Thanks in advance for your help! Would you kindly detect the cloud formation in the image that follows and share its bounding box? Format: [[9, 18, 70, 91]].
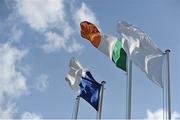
[[145, 109, 180, 120], [0, 43, 28, 118], [10, 26, 23, 42], [15, 0, 65, 32], [14, 0, 98, 53], [36, 74, 49, 92], [74, 2, 99, 26], [0, 103, 16, 119], [21, 112, 42, 120], [0, 43, 44, 119], [0, 43, 28, 104]]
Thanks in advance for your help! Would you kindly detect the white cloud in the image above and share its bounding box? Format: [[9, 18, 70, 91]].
[[0, 103, 16, 119], [145, 108, 180, 120], [14, 0, 94, 53], [36, 74, 49, 92], [42, 31, 66, 53], [42, 31, 83, 53], [0, 12, 24, 43], [15, 0, 74, 39], [0, 43, 28, 104], [66, 40, 83, 53], [15, 0, 65, 32], [0, 104, 43, 120], [21, 112, 42, 120], [74, 2, 99, 26], [10, 26, 23, 42], [18, 64, 32, 77]]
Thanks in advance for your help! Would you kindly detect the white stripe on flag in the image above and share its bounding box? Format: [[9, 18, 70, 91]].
[[98, 34, 117, 59]]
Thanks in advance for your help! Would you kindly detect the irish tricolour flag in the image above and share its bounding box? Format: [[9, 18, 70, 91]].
[[80, 21, 127, 71]]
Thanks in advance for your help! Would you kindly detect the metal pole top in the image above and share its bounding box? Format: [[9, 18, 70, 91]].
[[101, 81, 106, 85], [76, 95, 80, 99], [165, 49, 171, 53]]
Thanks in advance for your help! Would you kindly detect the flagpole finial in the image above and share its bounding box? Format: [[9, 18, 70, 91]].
[[101, 81, 106, 85], [165, 49, 171, 53]]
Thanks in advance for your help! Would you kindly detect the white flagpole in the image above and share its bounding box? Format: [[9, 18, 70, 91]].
[[97, 81, 106, 119], [165, 49, 171, 119], [127, 59, 132, 119], [73, 95, 80, 120]]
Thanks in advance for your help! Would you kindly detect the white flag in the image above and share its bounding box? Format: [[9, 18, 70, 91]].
[[65, 57, 85, 91], [117, 21, 164, 87]]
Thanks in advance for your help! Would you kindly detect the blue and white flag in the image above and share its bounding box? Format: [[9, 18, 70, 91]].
[[65, 58, 101, 111]]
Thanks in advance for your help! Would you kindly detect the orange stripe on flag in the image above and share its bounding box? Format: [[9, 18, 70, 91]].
[[80, 21, 101, 48]]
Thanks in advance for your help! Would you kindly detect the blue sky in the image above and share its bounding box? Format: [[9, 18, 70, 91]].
[[0, 0, 180, 119]]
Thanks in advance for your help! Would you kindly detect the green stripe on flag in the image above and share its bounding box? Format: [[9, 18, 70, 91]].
[[112, 39, 127, 71]]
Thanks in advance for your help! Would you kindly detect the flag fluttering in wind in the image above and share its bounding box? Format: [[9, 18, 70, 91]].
[[65, 57, 101, 110], [80, 21, 127, 71], [79, 71, 101, 111], [117, 21, 164, 87], [65, 57, 85, 91]]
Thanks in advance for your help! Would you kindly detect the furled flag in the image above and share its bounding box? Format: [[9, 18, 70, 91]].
[[65, 57, 101, 110], [117, 21, 164, 87], [80, 21, 127, 71]]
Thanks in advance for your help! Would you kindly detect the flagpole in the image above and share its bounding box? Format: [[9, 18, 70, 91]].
[[73, 95, 80, 120], [127, 59, 132, 120], [165, 49, 171, 119], [97, 81, 106, 119]]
